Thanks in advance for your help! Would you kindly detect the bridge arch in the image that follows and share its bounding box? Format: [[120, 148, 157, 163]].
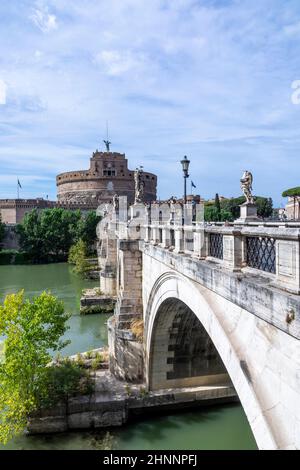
[[144, 271, 277, 450]]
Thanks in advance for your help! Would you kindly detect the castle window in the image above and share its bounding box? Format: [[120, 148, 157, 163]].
[[103, 169, 116, 177]]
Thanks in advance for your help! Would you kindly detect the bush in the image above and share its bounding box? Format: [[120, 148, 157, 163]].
[[80, 304, 114, 315], [91, 352, 103, 371], [0, 250, 15, 265], [0, 250, 39, 265], [36, 360, 94, 409]]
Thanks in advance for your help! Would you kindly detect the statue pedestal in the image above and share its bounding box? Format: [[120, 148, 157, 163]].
[[235, 203, 259, 224]]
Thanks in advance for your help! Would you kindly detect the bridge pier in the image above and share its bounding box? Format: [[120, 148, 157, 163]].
[[108, 239, 144, 383]]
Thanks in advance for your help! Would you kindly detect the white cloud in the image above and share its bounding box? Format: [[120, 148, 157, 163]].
[[0, 79, 7, 105], [30, 4, 58, 33], [283, 21, 300, 37], [95, 50, 144, 76], [34, 50, 43, 60]]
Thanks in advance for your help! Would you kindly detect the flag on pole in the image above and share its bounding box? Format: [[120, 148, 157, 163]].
[[191, 181, 196, 189], [17, 179, 22, 189]]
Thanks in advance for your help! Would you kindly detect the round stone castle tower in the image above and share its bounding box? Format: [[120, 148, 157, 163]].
[[56, 148, 157, 207]]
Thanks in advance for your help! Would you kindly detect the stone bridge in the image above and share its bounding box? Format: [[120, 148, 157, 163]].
[[97, 200, 300, 450]]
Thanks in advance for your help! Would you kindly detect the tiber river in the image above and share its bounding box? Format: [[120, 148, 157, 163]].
[[0, 263, 257, 450]]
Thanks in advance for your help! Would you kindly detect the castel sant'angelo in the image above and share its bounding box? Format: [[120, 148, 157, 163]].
[[56, 142, 157, 208]]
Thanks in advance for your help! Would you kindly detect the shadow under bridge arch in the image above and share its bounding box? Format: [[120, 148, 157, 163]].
[[148, 297, 232, 391]]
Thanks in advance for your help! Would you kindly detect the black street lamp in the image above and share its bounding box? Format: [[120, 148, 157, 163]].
[[180, 155, 190, 204]]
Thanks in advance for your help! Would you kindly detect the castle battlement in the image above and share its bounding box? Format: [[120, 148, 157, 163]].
[[0, 198, 56, 224]]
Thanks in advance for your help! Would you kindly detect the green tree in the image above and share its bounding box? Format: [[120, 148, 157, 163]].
[[0, 214, 5, 245], [215, 193, 221, 219], [204, 195, 272, 222], [204, 206, 220, 222], [0, 291, 70, 444], [220, 196, 273, 219], [68, 239, 89, 275], [41, 208, 81, 257], [17, 208, 81, 262], [76, 211, 101, 252], [282, 187, 300, 220], [17, 209, 44, 261], [219, 208, 233, 222]]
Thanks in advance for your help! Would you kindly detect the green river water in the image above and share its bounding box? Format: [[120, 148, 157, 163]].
[[0, 263, 257, 450]]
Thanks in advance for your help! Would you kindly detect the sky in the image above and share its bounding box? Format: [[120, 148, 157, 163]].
[[1, 0, 300, 206]]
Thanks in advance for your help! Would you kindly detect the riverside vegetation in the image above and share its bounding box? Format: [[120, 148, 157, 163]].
[[0, 208, 100, 265], [68, 239, 99, 278], [0, 290, 94, 444]]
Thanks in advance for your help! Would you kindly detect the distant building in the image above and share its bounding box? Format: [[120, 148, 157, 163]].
[[0, 198, 55, 224], [206, 195, 227, 204], [0, 198, 104, 225], [285, 196, 300, 220], [56, 148, 157, 207]]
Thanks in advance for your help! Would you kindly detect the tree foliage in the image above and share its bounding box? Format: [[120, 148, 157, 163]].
[[282, 187, 300, 198], [215, 193, 221, 215], [0, 215, 5, 244], [204, 205, 233, 222], [204, 196, 273, 222], [0, 291, 70, 444], [17, 208, 100, 262], [68, 239, 89, 275], [76, 211, 101, 250]]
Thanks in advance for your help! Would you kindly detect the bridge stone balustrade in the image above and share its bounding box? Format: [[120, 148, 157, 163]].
[[144, 221, 300, 295]]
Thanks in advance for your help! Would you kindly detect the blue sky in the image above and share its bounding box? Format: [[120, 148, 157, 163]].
[[1, 0, 300, 206]]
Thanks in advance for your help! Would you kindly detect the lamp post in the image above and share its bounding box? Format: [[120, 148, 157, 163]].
[[180, 155, 190, 204]]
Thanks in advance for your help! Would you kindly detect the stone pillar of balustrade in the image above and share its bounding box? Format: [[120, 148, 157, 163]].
[[174, 227, 185, 253], [193, 226, 208, 259], [144, 224, 151, 242], [184, 227, 194, 253], [275, 237, 300, 294], [222, 230, 243, 271], [150, 225, 159, 245], [162, 226, 171, 248]]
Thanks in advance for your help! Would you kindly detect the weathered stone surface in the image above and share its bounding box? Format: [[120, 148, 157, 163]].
[[30, 402, 66, 418], [28, 416, 68, 434], [68, 412, 94, 429], [94, 411, 125, 427], [108, 322, 144, 382]]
